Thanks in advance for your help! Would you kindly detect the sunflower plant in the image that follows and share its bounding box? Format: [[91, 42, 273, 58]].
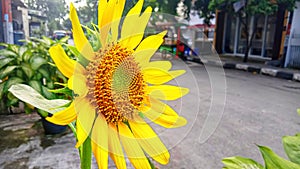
[[9, 0, 189, 168]]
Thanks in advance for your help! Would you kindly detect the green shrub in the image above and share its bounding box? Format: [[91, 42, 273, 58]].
[[0, 36, 73, 116]]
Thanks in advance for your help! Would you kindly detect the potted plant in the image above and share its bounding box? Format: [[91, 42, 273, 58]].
[[0, 36, 73, 134]]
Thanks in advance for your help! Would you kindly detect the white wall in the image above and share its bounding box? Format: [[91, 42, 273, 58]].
[[291, 2, 300, 34]]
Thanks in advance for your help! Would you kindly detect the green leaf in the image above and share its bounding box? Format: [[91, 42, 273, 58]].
[[21, 64, 34, 79], [283, 134, 300, 165], [258, 145, 300, 169], [38, 68, 50, 80], [222, 156, 264, 169], [0, 49, 17, 57], [28, 80, 42, 93], [0, 43, 9, 48], [19, 46, 27, 58], [3, 77, 24, 93], [30, 56, 48, 70], [37, 109, 49, 117], [7, 44, 20, 54], [42, 36, 53, 46], [0, 81, 6, 99], [7, 92, 18, 106], [8, 84, 70, 114], [41, 86, 57, 99], [58, 36, 69, 43], [22, 50, 33, 62], [0, 66, 18, 79], [16, 69, 24, 78], [24, 103, 33, 114], [0, 58, 15, 70]]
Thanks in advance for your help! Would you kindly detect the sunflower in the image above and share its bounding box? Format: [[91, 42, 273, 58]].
[[46, 0, 189, 168]]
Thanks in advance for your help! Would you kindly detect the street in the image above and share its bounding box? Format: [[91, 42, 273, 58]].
[[1, 57, 300, 168], [158, 59, 300, 168]]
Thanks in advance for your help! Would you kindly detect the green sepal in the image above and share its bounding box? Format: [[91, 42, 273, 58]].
[[80, 137, 92, 169]]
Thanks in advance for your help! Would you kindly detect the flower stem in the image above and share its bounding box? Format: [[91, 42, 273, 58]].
[[80, 137, 92, 169]]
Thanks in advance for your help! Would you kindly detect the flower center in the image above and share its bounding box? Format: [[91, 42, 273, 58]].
[[86, 44, 146, 124]]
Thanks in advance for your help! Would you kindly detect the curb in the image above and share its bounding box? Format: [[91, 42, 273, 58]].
[[192, 58, 300, 82]]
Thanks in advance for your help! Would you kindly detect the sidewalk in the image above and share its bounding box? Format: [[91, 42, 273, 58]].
[[188, 54, 300, 82]]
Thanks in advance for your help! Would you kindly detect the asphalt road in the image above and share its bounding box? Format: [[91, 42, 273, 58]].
[[157, 59, 300, 168], [1, 57, 300, 169]]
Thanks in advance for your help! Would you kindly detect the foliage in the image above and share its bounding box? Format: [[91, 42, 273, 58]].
[[0, 36, 72, 116], [194, 0, 215, 26], [74, 0, 98, 24], [222, 110, 300, 169], [24, 0, 68, 33]]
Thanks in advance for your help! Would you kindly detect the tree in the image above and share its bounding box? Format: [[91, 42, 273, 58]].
[[194, 0, 215, 26], [209, 0, 298, 62], [74, 0, 98, 24], [24, 0, 68, 34]]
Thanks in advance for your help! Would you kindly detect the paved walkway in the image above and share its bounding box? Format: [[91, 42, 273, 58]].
[[188, 54, 300, 82]]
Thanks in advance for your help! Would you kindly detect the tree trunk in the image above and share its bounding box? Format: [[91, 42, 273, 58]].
[[243, 13, 249, 63], [272, 4, 286, 60], [243, 39, 249, 62]]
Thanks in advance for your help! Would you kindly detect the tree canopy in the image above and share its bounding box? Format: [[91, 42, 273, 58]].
[[24, 0, 68, 33]]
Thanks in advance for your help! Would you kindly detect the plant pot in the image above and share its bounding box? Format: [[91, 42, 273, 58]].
[[41, 118, 67, 135]]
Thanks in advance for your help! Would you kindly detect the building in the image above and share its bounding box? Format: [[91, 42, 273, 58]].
[[285, 2, 300, 68], [0, 0, 48, 45], [213, 5, 289, 61], [11, 0, 29, 44], [1, 0, 14, 44]]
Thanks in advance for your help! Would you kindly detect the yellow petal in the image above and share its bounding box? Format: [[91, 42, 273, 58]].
[[111, 0, 125, 42], [98, 0, 108, 29], [49, 44, 75, 78], [147, 85, 189, 100], [119, 123, 151, 169], [75, 98, 96, 148], [45, 102, 76, 125], [108, 124, 126, 169], [133, 31, 167, 67], [142, 61, 172, 71], [120, 1, 152, 50], [99, 0, 116, 45], [70, 3, 94, 60], [142, 68, 186, 85], [142, 106, 187, 128], [147, 96, 178, 116], [67, 76, 74, 89], [91, 115, 108, 169], [72, 73, 88, 97], [68, 62, 87, 90], [129, 118, 170, 164]]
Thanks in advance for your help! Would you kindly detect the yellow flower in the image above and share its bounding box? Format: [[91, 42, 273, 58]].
[[47, 0, 189, 168]]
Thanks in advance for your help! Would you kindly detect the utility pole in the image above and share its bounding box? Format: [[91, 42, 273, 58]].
[[1, 0, 14, 44], [0, 0, 4, 44]]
